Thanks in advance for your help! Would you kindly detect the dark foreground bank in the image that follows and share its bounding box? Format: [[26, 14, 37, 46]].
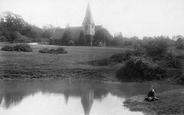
[[124, 89, 184, 115]]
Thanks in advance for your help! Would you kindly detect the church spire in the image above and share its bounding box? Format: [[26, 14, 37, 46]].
[[82, 3, 95, 46], [82, 3, 95, 25]]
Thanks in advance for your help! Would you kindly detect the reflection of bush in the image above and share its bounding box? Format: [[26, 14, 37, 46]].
[[1, 44, 32, 52], [39, 47, 68, 54]]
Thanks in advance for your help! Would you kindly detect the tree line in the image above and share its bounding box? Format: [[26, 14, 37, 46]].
[[0, 11, 184, 49], [0, 11, 53, 43]]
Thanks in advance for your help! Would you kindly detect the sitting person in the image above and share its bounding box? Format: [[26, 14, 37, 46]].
[[145, 85, 158, 101]]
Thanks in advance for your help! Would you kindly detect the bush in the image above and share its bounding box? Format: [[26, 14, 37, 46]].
[[116, 56, 166, 81], [1, 44, 32, 52], [110, 53, 124, 62], [39, 47, 67, 54], [110, 49, 144, 62], [1, 45, 14, 51], [0, 36, 7, 42], [176, 55, 184, 59], [155, 53, 182, 69], [14, 44, 32, 52]]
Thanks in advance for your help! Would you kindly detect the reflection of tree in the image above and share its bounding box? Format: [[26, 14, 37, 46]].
[[94, 89, 108, 101], [81, 89, 94, 115], [63, 90, 70, 105], [0, 92, 26, 108]]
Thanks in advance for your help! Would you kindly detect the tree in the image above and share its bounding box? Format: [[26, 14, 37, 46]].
[[78, 31, 86, 46], [0, 11, 25, 32], [143, 36, 169, 57], [175, 35, 184, 49], [0, 11, 26, 42], [112, 32, 123, 46], [42, 24, 54, 38], [61, 27, 73, 46], [93, 28, 113, 46]]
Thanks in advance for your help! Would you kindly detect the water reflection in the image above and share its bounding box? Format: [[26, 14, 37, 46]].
[[0, 80, 183, 115], [81, 89, 94, 115]]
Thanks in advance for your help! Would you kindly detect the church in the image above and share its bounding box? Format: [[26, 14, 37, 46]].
[[49, 3, 102, 46]]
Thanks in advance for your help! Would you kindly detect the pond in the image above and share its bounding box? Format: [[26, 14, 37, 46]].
[[0, 79, 183, 115]]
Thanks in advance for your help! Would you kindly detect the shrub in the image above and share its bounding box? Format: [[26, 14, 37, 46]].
[[155, 53, 182, 69], [0, 36, 7, 42], [1, 44, 32, 52], [13, 44, 32, 52], [116, 56, 166, 81], [1, 45, 14, 51], [39, 47, 67, 54], [176, 55, 184, 59], [110, 53, 124, 62], [39, 48, 50, 53], [110, 49, 144, 62]]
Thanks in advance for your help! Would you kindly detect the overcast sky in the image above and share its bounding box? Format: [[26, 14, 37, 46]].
[[0, 0, 184, 38]]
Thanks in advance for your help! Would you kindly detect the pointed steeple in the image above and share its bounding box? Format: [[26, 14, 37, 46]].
[[82, 3, 95, 25]]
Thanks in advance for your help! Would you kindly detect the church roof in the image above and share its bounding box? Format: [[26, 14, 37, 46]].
[[51, 25, 102, 40], [70, 26, 82, 39], [51, 28, 65, 40], [82, 3, 95, 25], [51, 27, 82, 40]]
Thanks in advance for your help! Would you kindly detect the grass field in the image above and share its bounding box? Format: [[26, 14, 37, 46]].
[[0, 42, 184, 81], [0, 42, 127, 81]]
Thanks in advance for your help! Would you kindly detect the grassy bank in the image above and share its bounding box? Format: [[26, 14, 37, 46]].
[[124, 89, 184, 115], [0, 43, 125, 81]]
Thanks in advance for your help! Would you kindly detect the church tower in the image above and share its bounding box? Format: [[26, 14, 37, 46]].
[[82, 3, 95, 46]]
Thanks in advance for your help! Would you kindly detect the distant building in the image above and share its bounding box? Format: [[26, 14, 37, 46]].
[[50, 3, 102, 46]]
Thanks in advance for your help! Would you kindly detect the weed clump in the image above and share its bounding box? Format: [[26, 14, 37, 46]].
[[39, 47, 68, 54]]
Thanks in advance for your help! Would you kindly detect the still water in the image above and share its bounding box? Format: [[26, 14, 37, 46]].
[[0, 79, 183, 115]]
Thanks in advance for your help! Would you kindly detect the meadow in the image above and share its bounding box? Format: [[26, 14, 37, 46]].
[[0, 43, 126, 81], [0, 42, 184, 82]]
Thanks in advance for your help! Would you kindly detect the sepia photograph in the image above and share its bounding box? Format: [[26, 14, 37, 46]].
[[0, 0, 184, 115]]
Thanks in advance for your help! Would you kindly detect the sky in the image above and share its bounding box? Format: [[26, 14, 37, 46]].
[[0, 0, 184, 38]]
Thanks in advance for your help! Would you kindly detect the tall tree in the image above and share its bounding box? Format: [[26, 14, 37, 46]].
[[42, 24, 54, 38], [175, 35, 184, 49], [78, 31, 86, 46], [61, 27, 73, 45], [93, 28, 112, 46], [0, 11, 25, 42], [0, 11, 25, 32]]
